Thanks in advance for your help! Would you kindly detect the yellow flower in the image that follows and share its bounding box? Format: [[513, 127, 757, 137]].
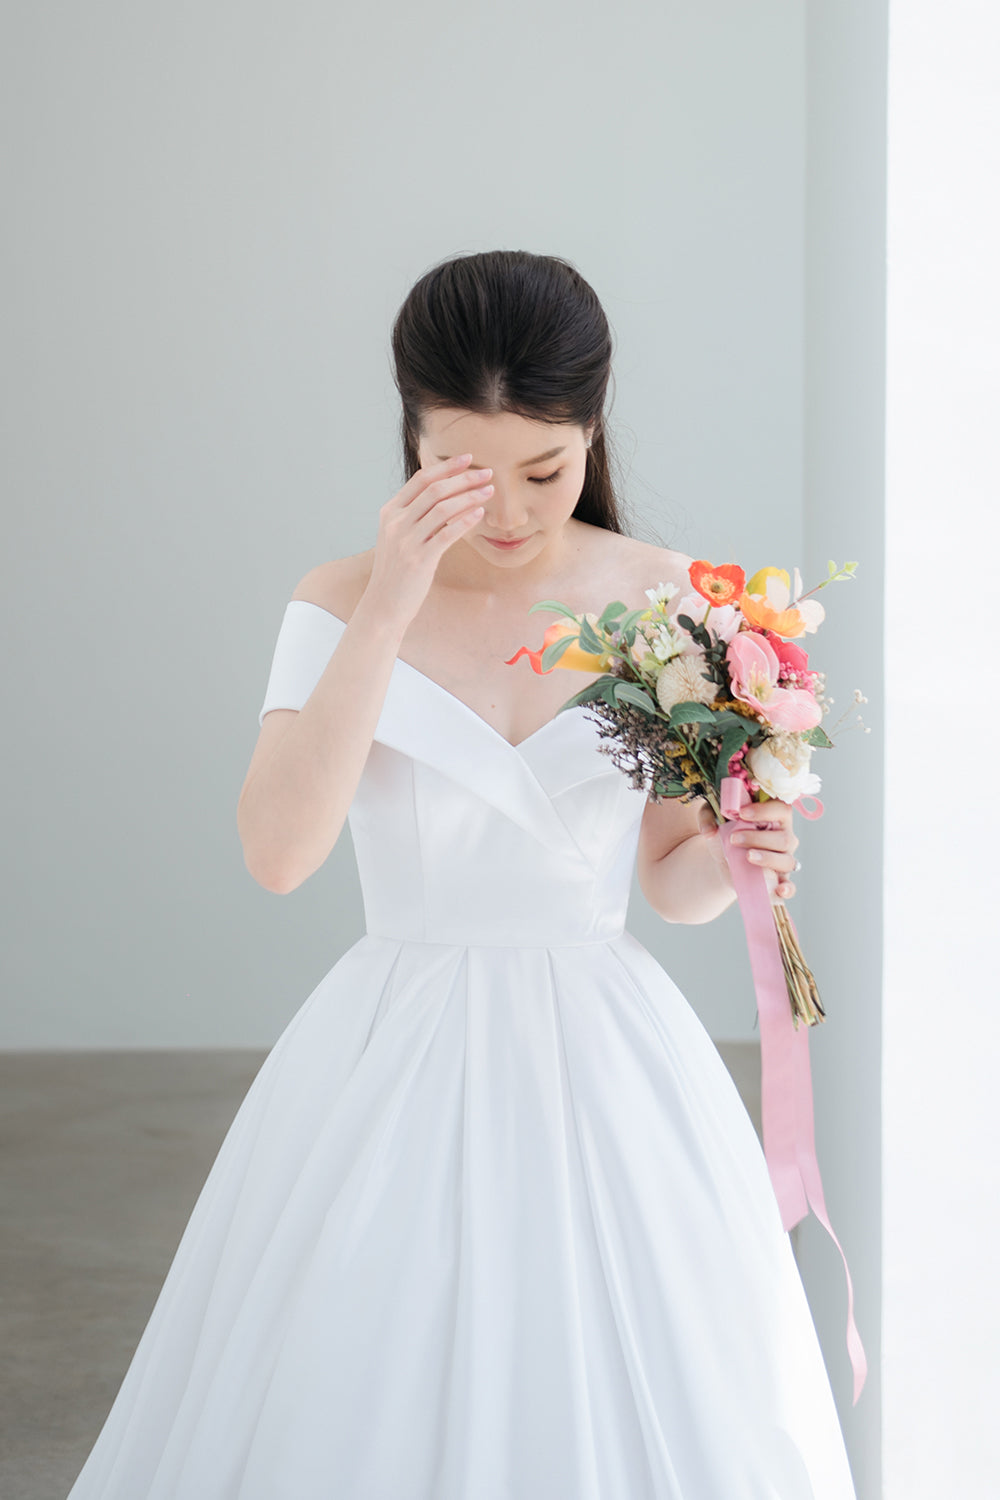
[[745, 566, 789, 597]]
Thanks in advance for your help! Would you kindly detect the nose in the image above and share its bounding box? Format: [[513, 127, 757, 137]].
[[484, 481, 529, 532]]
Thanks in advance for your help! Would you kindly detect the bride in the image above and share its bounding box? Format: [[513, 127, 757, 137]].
[[66, 249, 856, 1500]]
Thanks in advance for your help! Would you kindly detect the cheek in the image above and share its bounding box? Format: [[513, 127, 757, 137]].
[[534, 484, 578, 523], [550, 463, 587, 511]]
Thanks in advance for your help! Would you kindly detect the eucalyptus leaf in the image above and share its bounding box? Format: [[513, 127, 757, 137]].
[[597, 600, 628, 628], [669, 702, 717, 727], [577, 616, 606, 654], [560, 678, 612, 709], [540, 633, 577, 671], [616, 607, 649, 633], [612, 681, 657, 713], [527, 599, 579, 620]]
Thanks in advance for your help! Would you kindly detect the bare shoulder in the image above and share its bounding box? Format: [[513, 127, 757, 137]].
[[290, 550, 375, 617], [583, 526, 694, 609]]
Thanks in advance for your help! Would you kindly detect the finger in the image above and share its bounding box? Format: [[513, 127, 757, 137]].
[[730, 829, 799, 854], [410, 468, 494, 523], [745, 848, 799, 872], [775, 878, 797, 899], [426, 496, 491, 547], [420, 485, 494, 543], [739, 796, 791, 819], [390, 453, 476, 507]]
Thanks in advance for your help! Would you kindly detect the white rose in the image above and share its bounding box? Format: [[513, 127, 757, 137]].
[[655, 654, 718, 713], [746, 735, 822, 804]]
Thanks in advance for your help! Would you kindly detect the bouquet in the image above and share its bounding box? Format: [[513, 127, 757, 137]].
[[505, 558, 864, 1030], [505, 557, 871, 1404]]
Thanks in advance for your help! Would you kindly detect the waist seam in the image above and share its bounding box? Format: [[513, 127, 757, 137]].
[[363, 930, 626, 950]]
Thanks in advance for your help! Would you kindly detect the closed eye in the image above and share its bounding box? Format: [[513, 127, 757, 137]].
[[529, 470, 563, 485]]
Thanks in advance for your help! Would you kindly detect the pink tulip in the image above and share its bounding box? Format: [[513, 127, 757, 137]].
[[726, 631, 822, 731]]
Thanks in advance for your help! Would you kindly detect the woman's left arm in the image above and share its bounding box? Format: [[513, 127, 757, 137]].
[[636, 791, 800, 925]]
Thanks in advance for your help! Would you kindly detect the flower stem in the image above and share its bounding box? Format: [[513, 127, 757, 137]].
[[679, 724, 722, 819]]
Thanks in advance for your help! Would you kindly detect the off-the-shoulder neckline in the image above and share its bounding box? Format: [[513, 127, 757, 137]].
[[286, 598, 586, 754]]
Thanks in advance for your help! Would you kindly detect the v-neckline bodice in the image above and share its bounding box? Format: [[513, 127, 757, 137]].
[[293, 598, 586, 754]]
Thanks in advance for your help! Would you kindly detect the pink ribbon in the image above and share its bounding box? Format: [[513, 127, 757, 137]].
[[718, 775, 868, 1405]]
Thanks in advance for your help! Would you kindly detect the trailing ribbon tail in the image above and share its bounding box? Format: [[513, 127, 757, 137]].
[[718, 775, 868, 1405]]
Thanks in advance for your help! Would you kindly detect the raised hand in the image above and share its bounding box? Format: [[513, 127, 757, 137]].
[[361, 453, 494, 632]]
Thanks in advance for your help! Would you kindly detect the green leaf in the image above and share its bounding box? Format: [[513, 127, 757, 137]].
[[716, 720, 751, 780], [669, 702, 718, 728], [577, 616, 606, 654], [559, 677, 613, 709], [612, 681, 657, 713], [597, 600, 628, 628], [540, 633, 577, 671], [803, 724, 834, 748], [527, 598, 578, 620], [616, 607, 649, 634]]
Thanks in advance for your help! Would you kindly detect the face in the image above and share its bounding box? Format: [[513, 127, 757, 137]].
[[415, 408, 594, 578]]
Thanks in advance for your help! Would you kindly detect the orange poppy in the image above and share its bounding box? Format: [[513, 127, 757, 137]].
[[689, 560, 746, 606]]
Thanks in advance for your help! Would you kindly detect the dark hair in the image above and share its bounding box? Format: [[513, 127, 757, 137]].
[[389, 250, 638, 537]]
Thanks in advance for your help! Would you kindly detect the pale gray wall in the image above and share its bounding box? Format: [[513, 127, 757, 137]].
[[3, 0, 808, 1048], [795, 3, 885, 1493]]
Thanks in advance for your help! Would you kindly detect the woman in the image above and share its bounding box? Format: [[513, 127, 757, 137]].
[[66, 250, 856, 1498]]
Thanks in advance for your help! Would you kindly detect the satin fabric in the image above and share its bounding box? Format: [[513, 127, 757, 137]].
[[65, 600, 857, 1500]]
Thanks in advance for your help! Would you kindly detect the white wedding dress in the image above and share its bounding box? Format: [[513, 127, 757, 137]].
[[66, 599, 858, 1500]]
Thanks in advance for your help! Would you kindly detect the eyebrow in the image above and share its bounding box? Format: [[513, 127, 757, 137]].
[[435, 445, 567, 468]]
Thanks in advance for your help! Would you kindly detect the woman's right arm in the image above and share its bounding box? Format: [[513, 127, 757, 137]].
[[237, 587, 407, 894], [237, 453, 494, 893]]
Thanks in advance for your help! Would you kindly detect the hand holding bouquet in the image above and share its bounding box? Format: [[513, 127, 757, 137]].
[[506, 557, 864, 1028]]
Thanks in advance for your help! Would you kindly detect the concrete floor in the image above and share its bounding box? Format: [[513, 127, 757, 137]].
[[0, 1042, 771, 1500]]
